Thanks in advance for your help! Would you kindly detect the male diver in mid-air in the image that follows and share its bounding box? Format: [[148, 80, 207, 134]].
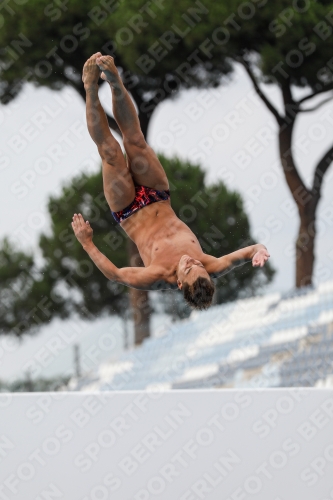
[[71, 53, 270, 309]]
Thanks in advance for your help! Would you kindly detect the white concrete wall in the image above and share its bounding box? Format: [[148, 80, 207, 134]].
[[0, 389, 333, 499]]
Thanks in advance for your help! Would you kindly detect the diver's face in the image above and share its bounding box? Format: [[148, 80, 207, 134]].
[[177, 255, 208, 289]]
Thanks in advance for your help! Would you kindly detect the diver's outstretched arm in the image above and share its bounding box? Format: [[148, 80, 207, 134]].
[[208, 244, 270, 278], [71, 214, 162, 290]]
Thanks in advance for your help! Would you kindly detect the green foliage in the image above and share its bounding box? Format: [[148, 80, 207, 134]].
[[116, 0, 333, 91], [114, 0, 232, 87], [2, 1, 333, 106], [0, 0, 121, 102], [0, 238, 66, 335], [2, 0, 332, 138], [0, 0, 232, 114], [0, 374, 71, 392]]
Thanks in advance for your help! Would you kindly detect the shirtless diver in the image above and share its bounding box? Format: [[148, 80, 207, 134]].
[[71, 53, 270, 310]]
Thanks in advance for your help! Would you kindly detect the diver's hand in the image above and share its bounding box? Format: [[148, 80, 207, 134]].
[[72, 213, 93, 248], [252, 247, 270, 267]]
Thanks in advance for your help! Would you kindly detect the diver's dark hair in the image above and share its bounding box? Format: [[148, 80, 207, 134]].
[[182, 276, 215, 310]]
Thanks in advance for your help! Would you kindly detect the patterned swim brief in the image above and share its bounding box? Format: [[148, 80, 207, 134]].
[[111, 184, 170, 224]]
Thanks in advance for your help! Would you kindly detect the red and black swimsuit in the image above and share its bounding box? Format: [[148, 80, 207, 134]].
[[111, 184, 170, 224]]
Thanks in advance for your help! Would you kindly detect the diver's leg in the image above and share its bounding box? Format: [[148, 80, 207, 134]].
[[97, 55, 169, 191], [83, 53, 135, 211]]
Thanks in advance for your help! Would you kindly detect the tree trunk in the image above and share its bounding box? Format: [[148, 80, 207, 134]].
[[244, 74, 333, 292], [279, 122, 317, 288], [128, 239, 151, 345], [295, 210, 316, 288]]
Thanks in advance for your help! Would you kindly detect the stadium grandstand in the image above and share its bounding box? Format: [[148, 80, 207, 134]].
[[67, 279, 333, 392]]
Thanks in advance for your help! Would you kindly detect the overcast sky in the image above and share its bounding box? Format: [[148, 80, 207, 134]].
[[1, 62, 333, 382]]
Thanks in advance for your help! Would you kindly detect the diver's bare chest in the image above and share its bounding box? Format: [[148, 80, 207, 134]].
[[121, 203, 202, 261], [152, 234, 198, 253], [144, 234, 202, 267]]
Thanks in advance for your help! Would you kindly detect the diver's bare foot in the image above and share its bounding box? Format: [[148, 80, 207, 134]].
[[82, 52, 102, 88], [96, 55, 120, 84]]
